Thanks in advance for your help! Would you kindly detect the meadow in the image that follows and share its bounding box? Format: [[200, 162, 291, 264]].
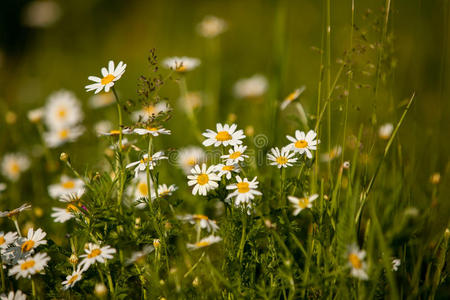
[[0, 0, 449, 299]]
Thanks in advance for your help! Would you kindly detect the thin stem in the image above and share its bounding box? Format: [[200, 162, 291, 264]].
[[0, 260, 5, 292], [238, 213, 247, 263], [31, 277, 37, 299], [13, 218, 22, 237], [112, 87, 125, 210]]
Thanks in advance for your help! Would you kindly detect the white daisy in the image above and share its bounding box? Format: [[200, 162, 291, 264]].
[[288, 194, 318, 216], [27, 107, 44, 123], [1, 153, 30, 182], [85, 60, 127, 94], [0, 290, 27, 300], [59, 189, 84, 203], [8, 252, 50, 279], [346, 244, 369, 280], [392, 258, 401, 271], [79, 243, 116, 271], [267, 147, 297, 168], [233, 74, 268, 99], [51, 203, 81, 223], [126, 245, 154, 265], [94, 120, 112, 135], [89, 92, 115, 108], [320, 146, 342, 162], [202, 123, 245, 147], [226, 176, 262, 207], [187, 164, 220, 196], [214, 163, 240, 180], [197, 15, 227, 38], [177, 146, 206, 175], [0, 232, 18, 250], [18, 228, 47, 254], [44, 125, 85, 148], [126, 173, 153, 209], [44, 90, 83, 129], [179, 92, 202, 113], [286, 130, 319, 159], [0, 204, 31, 218], [126, 152, 168, 177], [133, 126, 171, 136], [280, 86, 305, 110], [378, 123, 394, 140], [62, 268, 83, 290], [132, 102, 169, 122], [177, 214, 219, 232], [187, 235, 222, 250], [98, 128, 133, 136], [156, 184, 178, 198], [48, 175, 84, 200], [221, 145, 248, 165], [163, 57, 200, 72]]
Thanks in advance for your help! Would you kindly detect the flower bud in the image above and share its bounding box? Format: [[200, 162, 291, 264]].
[[153, 239, 161, 248], [94, 282, 108, 298], [69, 254, 78, 265], [60, 152, 69, 162]]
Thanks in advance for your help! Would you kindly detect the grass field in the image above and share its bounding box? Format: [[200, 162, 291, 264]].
[[0, 0, 449, 299]]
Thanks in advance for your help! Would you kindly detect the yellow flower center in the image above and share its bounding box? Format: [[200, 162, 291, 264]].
[[146, 127, 158, 131], [21, 240, 35, 252], [193, 214, 208, 221], [144, 105, 155, 115], [229, 152, 241, 159], [57, 108, 67, 119], [295, 140, 308, 149], [348, 253, 362, 269], [10, 162, 20, 174], [176, 65, 187, 72], [298, 197, 309, 209], [21, 260, 35, 270], [159, 190, 169, 197], [197, 174, 209, 185], [101, 74, 115, 85], [276, 156, 288, 165], [187, 158, 196, 166], [222, 165, 234, 171], [66, 204, 79, 212], [216, 131, 232, 141], [68, 274, 79, 284], [237, 182, 250, 194], [62, 181, 75, 189], [109, 130, 121, 135], [286, 92, 297, 101], [87, 248, 102, 258], [0, 236, 5, 245], [195, 241, 210, 247], [59, 129, 69, 139], [140, 156, 153, 164], [153, 239, 161, 248], [137, 182, 148, 196]]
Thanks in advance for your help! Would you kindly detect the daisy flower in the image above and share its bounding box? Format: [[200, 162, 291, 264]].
[[177, 146, 206, 174], [197, 15, 227, 38], [214, 163, 240, 180], [187, 164, 220, 196], [44, 90, 83, 129], [392, 258, 401, 271], [179, 92, 202, 113], [187, 235, 222, 250], [0, 290, 27, 300], [221, 145, 248, 165], [59, 189, 84, 203], [202, 123, 245, 147], [156, 184, 178, 198], [48, 175, 84, 200], [1, 153, 30, 182], [280, 86, 305, 110], [94, 120, 112, 135], [0, 232, 18, 250], [320, 146, 342, 162], [378, 123, 394, 140], [62, 268, 83, 290], [51, 203, 81, 223], [286, 130, 319, 159], [79, 243, 116, 271], [89, 92, 115, 108], [126, 245, 154, 265], [0, 204, 31, 218], [177, 214, 219, 232], [346, 244, 369, 280], [18, 228, 47, 253], [267, 147, 297, 168], [288, 194, 318, 216], [226, 176, 262, 207], [44, 125, 85, 148], [126, 173, 152, 209], [126, 152, 168, 177], [8, 252, 50, 279], [133, 126, 171, 136], [233, 74, 268, 99], [132, 102, 169, 122], [98, 128, 133, 136], [163, 57, 200, 72], [85, 60, 127, 94], [27, 107, 44, 123]]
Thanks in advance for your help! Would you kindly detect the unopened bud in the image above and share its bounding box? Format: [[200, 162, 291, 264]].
[[343, 161, 350, 169], [69, 254, 78, 265], [60, 152, 69, 162], [192, 276, 200, 287], [94, 282, 108, 298], [431, 173, 440, 185], [5, 111, 17, 124], [153, 239, 161, 248], [445, 228, 450, 239]]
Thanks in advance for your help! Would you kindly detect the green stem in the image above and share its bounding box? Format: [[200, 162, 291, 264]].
[[0, 261, 5, 292], [31, 277, 37, 299], [112, 87, 125, 210], [238, 213, 247, 263], [13, 217, 22, 237]]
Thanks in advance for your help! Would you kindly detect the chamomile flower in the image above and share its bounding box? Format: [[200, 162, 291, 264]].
[[0, 232, 18, 250], [98, 128, 133, 136], [94, 120, 112, 135], [51, 203, 81, 223], [44, 125, 85, 148], [267, 147, 297, 168], [378, 123, 394, 140], [226, 176, 262, 206], [89, 92, 115, 108], [156, 184, 178, 198], [18, 228, 47, 253], [177, 214, 219, 232], [62, 268, 83, 290], [197, 15, 227, 38], [163, 57, 200, 72], [48, 175, 84, 200], [320, 146, 342, 162], [202, 123, 245, 147], [44, 90, 83, 129], [8, 252, 50, 279], [59, 189, 84, 203], [177, 146, 206, 174], [214, 163, 240, 180], [233, 74, 268, 99], [126, 245, 154, 265], [126, 152, 168, 177], [280, 86, 305, 110], [288, 194, 318, 216], [79, 243, 116, 271], [1, 153, 30, 182], [132, 102, 169, 122], [27, 107, 44, 123], [286, 130, 319, 159], [187, 164, 220, 196], [0, 290, 27, 300], [126, 173, 153, 208], [187, 235, 222, 250], [346, 244, 369, 280], [0, 204, 31, 218], [85, 60, 127, 94], [221, 145, 248, 165], [133, 126, 171, 136]]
